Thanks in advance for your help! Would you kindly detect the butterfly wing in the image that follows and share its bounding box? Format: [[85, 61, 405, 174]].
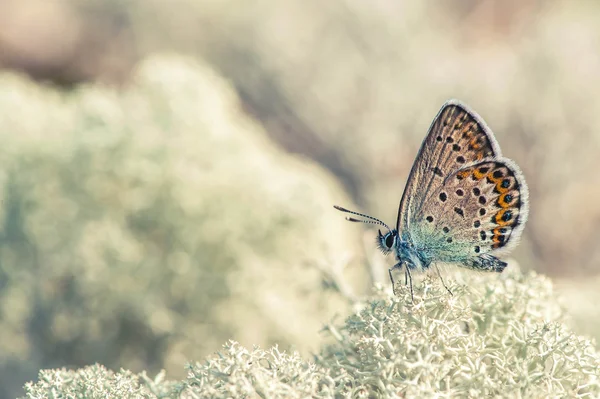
[[409, 157, 529, 270], [397, 100, 528, 271], [397, 100, 501, 231]]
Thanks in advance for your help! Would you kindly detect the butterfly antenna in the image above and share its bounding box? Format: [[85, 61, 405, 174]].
[[333, 205, 390, 230]]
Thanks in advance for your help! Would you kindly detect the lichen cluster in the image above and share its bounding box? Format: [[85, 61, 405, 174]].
[[22, 270, 600, 398], [0, 55, 361, 398]]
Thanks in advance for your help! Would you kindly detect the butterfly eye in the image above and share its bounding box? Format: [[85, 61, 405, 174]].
[[376, 230, 396, 254], [385, 232, 395, 249]]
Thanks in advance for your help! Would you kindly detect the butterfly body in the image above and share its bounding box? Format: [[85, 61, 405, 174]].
[[380, 230, 432, 272], [336, 99, 528, 298]]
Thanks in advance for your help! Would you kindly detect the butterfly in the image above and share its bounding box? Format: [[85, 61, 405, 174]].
[[335, 99, 529, 300]]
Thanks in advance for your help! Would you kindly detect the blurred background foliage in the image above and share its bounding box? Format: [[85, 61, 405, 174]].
[[1, 0, 600, 397]]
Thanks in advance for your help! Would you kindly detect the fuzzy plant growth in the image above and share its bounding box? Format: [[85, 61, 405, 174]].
[[0, 55, 361, 398], [22, 269, 600, 398]]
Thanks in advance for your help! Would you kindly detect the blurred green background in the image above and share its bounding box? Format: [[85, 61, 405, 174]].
[[1, 0, 599, 397]]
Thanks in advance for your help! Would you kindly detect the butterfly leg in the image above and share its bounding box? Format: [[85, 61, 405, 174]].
[[434, 264, 453, 296], [405, 266, 414, 302], [389, 262, 415, 302], [388, 262, 403, 296]]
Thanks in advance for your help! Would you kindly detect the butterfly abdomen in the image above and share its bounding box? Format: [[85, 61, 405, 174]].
[[467, 253, 508, 272]]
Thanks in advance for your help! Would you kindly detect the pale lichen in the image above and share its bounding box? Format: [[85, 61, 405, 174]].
[[22, 270, 600, 398]]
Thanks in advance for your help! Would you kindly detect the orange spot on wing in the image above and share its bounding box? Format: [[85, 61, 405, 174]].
[[462, 125, 479, 140], [497, 192, 513, 208], [494, 209, 513, 226], [472, 168, 487, 180], [457, 170, 471, 179], [491, 226, 510, 248], [496, 182, 510, 194], [469, 137, 483, 150], [487, 175, 501, 184], [497, 195, 508, 208]]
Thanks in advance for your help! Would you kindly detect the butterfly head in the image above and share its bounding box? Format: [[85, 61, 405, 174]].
[[333, 205, 396, 255], [377, 228, 398, 255]]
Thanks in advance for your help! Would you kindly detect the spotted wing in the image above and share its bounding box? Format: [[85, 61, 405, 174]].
[[411, 158, 529, 271], [396, 100, 501, 232]]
